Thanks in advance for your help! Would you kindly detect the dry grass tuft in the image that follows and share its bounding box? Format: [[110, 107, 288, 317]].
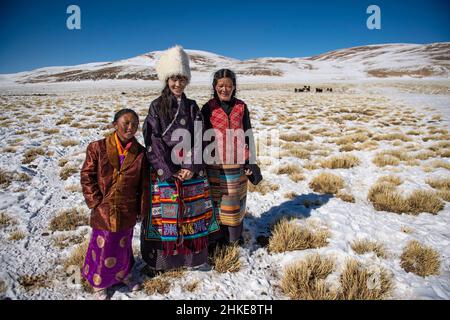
[[428, 128, 448, 135], [422, 166, 433, 173], [184, 280, 200, 292], [436, 189, 450, 202], [423, 134, 450, 142], [428, 141, 450, 152], [303, 161, 320, 170], [281, 254, 336, 300], [431, 160, 450, 170], [43, 128, 60, 134], [414, 150, 436, 161], [338, 260, 393, 300], [0, 212, 18, 228], [210, 244, 241, 273], [368, 182, 444, 215], [0, 279, 6, 295], [0, 170, 13, 188], [3, 146, 17, 153], [29, 116, 41, 124], [368, 182, 409, 214], [360, 140, 379, 151], [438, 149, 450, 158], [58, 158, 69, 167], [22, 148, 45, 164], [8, 230, 26, 241], [339, 144, 359, 152], [372, 154, 400, 167], [248, 180, 279, 195], [275, 163, 304, 182], [289, 172, 305, 182], [406, 130, 422, 136], [143, 278, 171, 295], [351, 239, 387, 258], [383, 149, 412, 161], [405, 143, 420, 151], [161, 268, 186, 279], [142, 268, 185, 295], [408, 190, 445, 215], [276, 164, 302, 175], [431, 114, 442, 121], [320, 154, 361, 169], [56, 116, 74, 125], [63, 239, 94, 293], [61, 139, 80, 147], [281, 145, 311, 159], [81, 123, 99, 129], [309, 172, 344, 194], [373, 133, 411, 142], [53, 233, 86, 249], [400, 240, 440, 277], [404, 159, 420, 167], [376, 175, 402, 186], [49, 207, 89, 232], [18, 274, 50, 291], [336, 191, 355, 203], [335, 133, 368, 145], [16, 172, 31, 183], [268, 218, 330, 253], [63, 239, 89, 270], [280, 133, 313, 142], [59, 165, 79, 180]]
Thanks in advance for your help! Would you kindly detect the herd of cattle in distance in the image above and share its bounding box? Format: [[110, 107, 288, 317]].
[[294, 85, 333, 93]]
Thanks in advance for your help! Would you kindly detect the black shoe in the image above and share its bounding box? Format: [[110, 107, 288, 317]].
[[140, 265, 157, 278]]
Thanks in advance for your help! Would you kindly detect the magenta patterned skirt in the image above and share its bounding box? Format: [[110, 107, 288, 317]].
[[82, 228, 134, 289]]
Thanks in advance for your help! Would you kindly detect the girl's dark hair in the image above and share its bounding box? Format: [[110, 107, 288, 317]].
[[159, 82, 175, 122], [113, 108, 139, 123], [212, 69, 237, 101]]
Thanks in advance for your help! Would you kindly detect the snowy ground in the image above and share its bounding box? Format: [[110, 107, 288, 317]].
[[0, 79, 449, 300]]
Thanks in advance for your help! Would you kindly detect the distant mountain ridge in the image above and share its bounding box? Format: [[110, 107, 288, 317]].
[[2, 42, 449, 84]]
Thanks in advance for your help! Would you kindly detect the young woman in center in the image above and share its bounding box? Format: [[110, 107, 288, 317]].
[[141, 46, 219, 274]]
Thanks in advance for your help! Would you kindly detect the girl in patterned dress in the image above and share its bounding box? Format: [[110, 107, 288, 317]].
[[80, 109, 149, 299]]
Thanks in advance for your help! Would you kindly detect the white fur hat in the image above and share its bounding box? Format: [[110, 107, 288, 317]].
[[155, 45, 191, 83]]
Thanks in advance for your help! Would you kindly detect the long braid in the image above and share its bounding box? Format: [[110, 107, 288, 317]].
[[159, 83, 174, 123]]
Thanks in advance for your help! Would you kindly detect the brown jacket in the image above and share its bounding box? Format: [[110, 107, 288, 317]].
[[80, 133, 149, 232]]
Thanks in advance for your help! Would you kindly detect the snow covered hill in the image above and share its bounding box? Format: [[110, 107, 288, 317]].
[[1, 42, 449, 85]]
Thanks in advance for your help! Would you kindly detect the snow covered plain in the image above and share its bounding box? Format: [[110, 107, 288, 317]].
[[0, 79, 449, 300]]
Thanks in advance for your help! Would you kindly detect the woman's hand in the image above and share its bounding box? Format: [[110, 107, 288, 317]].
[[173, 169, 194, 181], [244, 168, 253, 176], [180, 169, 194, 181]]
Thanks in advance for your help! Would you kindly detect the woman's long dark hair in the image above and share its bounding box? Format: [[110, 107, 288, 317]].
[[212, 69, 237, 102], [159, 81, 175, 122]]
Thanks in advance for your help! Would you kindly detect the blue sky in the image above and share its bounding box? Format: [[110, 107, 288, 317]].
[[0, 0, 449, 73]]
